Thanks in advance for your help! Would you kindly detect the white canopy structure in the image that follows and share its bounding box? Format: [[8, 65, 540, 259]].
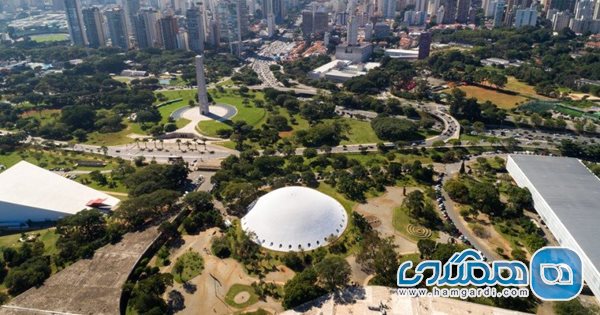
[[241, 186, 348, 252], [0, 161, 120, 226]]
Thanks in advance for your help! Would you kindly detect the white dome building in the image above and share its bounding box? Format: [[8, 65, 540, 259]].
[[241, 186, 348, 252]]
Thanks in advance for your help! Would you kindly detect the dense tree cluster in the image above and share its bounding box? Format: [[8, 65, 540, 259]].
[[55, 210, 121, 265], [231, 66, 262, 85], [2, 241, 50, 295], [370, 116, 421, 142], [559, 139, 600, 161]]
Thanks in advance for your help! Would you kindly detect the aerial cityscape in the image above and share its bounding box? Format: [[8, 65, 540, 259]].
[[0, 0, 599, 314]]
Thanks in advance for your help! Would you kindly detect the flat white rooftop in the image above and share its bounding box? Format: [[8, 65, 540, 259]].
[[507, 154, 600, 269], [0, 161, 120, 223]]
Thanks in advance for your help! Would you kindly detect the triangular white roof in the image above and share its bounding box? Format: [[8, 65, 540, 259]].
[[0, 161, 120, 223], [241, 186, 348, 252]]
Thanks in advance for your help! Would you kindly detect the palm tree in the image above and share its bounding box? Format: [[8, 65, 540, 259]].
[[176, 139, 181, 150], [135, 138, 140, 149], [153, 138, 158, 149], [185, 141, 191, 151]]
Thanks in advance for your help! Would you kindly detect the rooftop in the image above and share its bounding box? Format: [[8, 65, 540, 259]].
[[241, 186, 348, 252], [0, 161, 120, 219], [507, 155, 600, 267]]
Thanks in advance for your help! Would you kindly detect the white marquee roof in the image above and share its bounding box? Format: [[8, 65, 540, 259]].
[[241, 186, 348, 252], [0, 161, 120, 221]]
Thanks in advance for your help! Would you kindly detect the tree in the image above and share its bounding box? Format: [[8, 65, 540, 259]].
[[60, 105, 96, 131], [371, 116, 420, 142], [356, 233, 399, 286], [554, 299, 595, 315], [314, 255, 351, 292], [4, 256, 51, 295], [469, 181, 502, 215], [55, 209, 113, 262], [183, 191, 213, 212], [417, 239, 437, 259], [282, 268, 326, 309], [444, 178, 469, 203], [221, 182, 258, 216]]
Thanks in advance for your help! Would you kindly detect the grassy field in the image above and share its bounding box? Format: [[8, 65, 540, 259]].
[[340, 118, 380, 144], [29, 33, 69, 42], [446, 85, 529, 109], [0, 149, 118, 170], [504, 76, 549, 100], [224, 284, 259, 308], [0, 228, 59, 256], [197, 90, 267, 136], [20, 109, 61, 124], [172, 250, 204, 283], [85, 127, 135, 146], [316, 183, 356, 213], [392, 206, 438, 242]]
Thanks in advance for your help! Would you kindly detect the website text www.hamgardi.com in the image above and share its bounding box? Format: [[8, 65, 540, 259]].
[[396, 287, 530, 299]]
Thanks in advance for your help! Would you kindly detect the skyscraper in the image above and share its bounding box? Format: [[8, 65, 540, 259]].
[[456, 0, 470, 23], [301, 9, 313, 35], [514, 7, 537, 27], [105, 7, 129, 50], [217, 0, 248, 55], [124, 0, 140, 37], [82, 7, 106, 48], [159, 14, 179, 50], [313, 7, 329, 33], [347, 15, 358, 45], [492, 0, 505, 27], [64, 0, 87, 46], [187, 3, 206, 52], [575, 0, 594, 20], [134, 8, 160, 49], [441, 0, 457, 23], [273, 0, 286, 23], [195, 55, 210, 115], [382, 0, 397, 18], [418, 31, 432, 59]]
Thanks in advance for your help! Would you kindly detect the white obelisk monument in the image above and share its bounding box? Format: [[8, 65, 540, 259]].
[[195, 55, 210, 114]]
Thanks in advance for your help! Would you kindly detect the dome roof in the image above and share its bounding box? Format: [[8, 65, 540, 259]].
[[241, 186, 348, 252]]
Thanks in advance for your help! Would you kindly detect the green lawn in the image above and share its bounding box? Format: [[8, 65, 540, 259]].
[[224, 284, 259, 309], [29, 33, 69, 42], [172, 250, 204, 283], [0, 228, 59, 256], [392, 205, 439, 242], [316, 183, 355, 213], [76, 173, 129, 194], [85, 125, 136, 146], [20, 109, 61, 124], [339, 118, 380, 144], [197, 90, 267, 137], [0, 149, 118, 171]]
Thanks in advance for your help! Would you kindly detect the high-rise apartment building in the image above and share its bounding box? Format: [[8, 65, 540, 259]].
[[105, 7, 129, 49], [456, 0, 470, 23], [441, 0, 457, 23], [64, 0, 87, 46], [187, 3, 206, 52], [82, 7, 106, 48], [134, 8, 160, 49], [418, 31, 432, 59], [159, 14, 179, 50], [514, 7, 537, 27]]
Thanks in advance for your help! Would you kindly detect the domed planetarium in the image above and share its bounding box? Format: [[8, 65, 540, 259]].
[[241, 186, 348, 252]]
